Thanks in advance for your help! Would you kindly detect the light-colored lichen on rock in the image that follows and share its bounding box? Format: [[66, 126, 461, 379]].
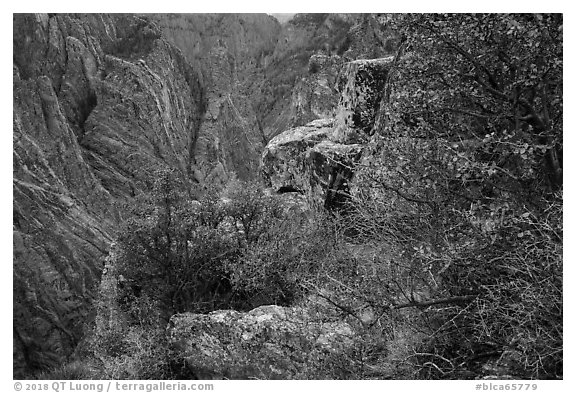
[[333, 56, 393, 143], [261, 118, 362, 208], [260, 56, 393, 208], [168, 304, 355, 379]]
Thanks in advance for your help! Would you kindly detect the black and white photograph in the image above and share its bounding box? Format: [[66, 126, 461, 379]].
[[11, 5, 565, 386]]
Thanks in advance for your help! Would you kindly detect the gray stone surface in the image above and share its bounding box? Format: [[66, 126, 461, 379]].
[[168, 305, 355, 379], [261, 57, 393, 208]]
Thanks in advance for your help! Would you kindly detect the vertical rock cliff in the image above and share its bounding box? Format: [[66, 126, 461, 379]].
[[153, 14, 281, 184], [13, 13, 205, 377], [154, 13, 398, 184], [259, 13, 398, 139]]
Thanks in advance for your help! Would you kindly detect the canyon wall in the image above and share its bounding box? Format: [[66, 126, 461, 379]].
[[13, 13, 205, 377]]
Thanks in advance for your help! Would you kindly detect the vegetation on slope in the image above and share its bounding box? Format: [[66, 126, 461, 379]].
[[349, 13, 563, 378]]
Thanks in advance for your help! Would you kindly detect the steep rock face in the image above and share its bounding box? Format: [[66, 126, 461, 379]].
[[155, 13, 398, 183], [154, 14, 280, 184], [13, 14, 119, 377], [261, 13, 398, 140], [81, 38, 204, 197], [168, 305, 355, 379], [261, 57, 393, 208], [258, 14, 353, 140], [13, 13, 204, 377], [156, 13, 280, 79], [264, 54, 343, 140], [333, 57, 393, 143], [300, 54, 342, 119], [341, 14, 400, 60]]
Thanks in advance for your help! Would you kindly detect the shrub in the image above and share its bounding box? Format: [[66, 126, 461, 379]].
[[226, 208, 338, 307], [112, 169, 238, 317], [345, 135, 562, 378]]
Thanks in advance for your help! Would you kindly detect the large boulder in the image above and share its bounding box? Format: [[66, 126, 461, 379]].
[[167, 305, 355, 379], [261, 118, 362, 209]]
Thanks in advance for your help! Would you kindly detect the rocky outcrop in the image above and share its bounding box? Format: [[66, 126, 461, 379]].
[[304, 54, 343, 118], [341, 14, 400, 60], [261, 119, 362, 209], [257, 14, 352, 141], [261, 57, 393, 208], [13, 14, 205, 377], [263, 54, 343, 140], [168, 305, 355, 379], [333, 57, 393, 143]]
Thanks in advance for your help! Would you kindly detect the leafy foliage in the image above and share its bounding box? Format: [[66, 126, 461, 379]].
[[112, 170, 298, 320], [346, 13, 563, 379], [386, 14, 562, 191]]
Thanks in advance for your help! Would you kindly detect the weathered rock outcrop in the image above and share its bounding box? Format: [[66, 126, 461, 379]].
[[13, 13, 205, 377], [155, 14, 398, 183], [168, 305, 355, 379], [261, 13, 398, 136], [261, 57, 393, 208], [257, 14, 352, 141], [263, 54, 343, 140], [261, 119, 362, 209], [340, 14, 400, 60], [333, 57, 393, 143]]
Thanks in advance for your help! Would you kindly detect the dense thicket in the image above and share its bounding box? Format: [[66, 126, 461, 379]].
[[348, 13, 562, 378]]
